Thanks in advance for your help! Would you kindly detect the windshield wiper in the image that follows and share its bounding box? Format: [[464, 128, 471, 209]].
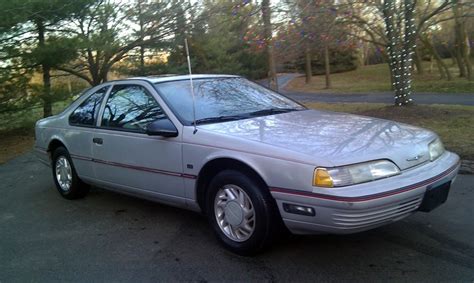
[[194, 108, 301, 125], [247, 108, 300, 117], [195, 115, 248, 125]]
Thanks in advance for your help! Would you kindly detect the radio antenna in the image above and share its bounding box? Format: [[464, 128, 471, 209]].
[[184, 38, 197, 134]]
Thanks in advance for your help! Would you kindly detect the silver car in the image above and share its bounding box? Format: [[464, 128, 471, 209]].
[[35, 75, 460, 255]]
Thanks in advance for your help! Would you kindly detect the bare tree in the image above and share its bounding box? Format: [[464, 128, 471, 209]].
[[340, 0, 457, 105], [453, 0, 472, 80], [261, 0, 279, 90], [279, 0, 340, 88], [57, 0, 186, 86], [420, 33, 452, 80]]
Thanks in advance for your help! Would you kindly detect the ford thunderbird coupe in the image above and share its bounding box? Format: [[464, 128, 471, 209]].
[[34, 75, 460, 255]]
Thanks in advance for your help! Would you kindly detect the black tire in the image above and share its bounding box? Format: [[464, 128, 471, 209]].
[[51, 147, 89, 200], [206, 170, 280, 255]]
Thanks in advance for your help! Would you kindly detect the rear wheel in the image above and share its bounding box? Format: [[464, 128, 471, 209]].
[[51, 147, 89, 199], [206, 170, 280, 255]]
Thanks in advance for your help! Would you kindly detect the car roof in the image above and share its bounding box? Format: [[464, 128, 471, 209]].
[[126, 74, 241, 84]]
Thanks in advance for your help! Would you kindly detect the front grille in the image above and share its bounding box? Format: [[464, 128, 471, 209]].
[[332, 197, 422, 229]]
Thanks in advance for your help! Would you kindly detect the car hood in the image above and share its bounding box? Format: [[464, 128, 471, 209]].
[[198, 109, 436, 170]]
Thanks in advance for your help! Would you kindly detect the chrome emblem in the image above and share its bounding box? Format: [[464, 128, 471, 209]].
[[406, 154, 424, 161]]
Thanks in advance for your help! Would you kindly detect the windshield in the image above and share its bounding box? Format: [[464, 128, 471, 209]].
[[154, 77, 305, 125]]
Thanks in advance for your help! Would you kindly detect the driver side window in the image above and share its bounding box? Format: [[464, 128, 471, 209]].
[[101, 85, 165, 132]]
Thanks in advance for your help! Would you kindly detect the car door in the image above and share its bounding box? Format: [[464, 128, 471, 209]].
[[67, 86, 109, 181], [92, 82, 185, 205]]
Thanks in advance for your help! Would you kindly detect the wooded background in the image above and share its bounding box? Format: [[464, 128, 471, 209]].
[[1, 0, 473, 118]]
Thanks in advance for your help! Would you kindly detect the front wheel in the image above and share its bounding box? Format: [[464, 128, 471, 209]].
[[206, 170, 280, 255], [51, 147, 89, 199]]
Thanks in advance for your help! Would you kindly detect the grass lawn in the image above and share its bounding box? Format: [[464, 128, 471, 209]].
[[306, 103, 474, 160], [287, 61, 474, 94]]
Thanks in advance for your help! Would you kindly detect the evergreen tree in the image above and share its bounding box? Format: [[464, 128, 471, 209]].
[[0, 0, 93, 117], [167, 0, 266, 79]]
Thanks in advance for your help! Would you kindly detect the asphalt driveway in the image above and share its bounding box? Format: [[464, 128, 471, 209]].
[[1, 152, 473, 282]]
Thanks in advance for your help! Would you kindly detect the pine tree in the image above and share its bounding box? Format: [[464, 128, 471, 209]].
[[0, 0, 93, 117]]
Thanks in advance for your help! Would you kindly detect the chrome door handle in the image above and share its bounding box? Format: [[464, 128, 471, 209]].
[[92, 137, 103, 145]]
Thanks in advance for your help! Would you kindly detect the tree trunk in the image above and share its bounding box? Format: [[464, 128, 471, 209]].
[[140, 45, 145, 72], [414, 46, 424, 75], [305, 45, 312, 84], [454, 51, 465, 77], [382, 52, 395, 90], [429, 55, 433, 73], [324, 44, 331, 89], [463, 43, 472, 81], [460, 22, 472, 80], [383, 0, 416, 105], [453, 2, 467, 78], [90, 60, 109, 86], [138, 0, 145, 73], [261, 0, 278, 91], [420, 36, 452, 81], [451, 55, 456, 66], [388, 64, 395, 90], [436, 59, 447, 80], [36, 20, 52, 118], [100, 65, 109, 83], [363, 42, 370, 66], [42, 65, 52, 117], [92, 75, 101, 86]]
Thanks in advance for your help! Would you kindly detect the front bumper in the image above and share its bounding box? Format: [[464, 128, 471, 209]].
[[270, 151, 460, 234]]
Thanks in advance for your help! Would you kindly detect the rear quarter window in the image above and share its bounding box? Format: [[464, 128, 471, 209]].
[[69, 87, 108, 126]]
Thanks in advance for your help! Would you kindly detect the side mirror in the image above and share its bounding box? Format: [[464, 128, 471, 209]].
[[146, 118, 178, 137]]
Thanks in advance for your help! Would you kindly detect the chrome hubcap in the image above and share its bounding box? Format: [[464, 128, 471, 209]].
[[214, 184, 255, 242], [55, 156, 72, 192]]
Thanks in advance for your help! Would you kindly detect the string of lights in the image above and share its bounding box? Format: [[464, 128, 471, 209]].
[[383, 0, 416, 106]]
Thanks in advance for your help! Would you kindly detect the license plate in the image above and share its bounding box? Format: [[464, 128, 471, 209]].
[[418, 181, 451, 212]]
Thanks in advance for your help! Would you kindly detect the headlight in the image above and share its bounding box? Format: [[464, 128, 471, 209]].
[[428, 138, 445, 161], [313, 160, 400, 187]]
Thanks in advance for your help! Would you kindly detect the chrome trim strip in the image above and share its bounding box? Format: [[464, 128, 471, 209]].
[[69, 154, 197, 179]]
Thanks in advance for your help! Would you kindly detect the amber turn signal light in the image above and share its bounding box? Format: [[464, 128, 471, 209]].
[[313, 168, 334, 187]]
